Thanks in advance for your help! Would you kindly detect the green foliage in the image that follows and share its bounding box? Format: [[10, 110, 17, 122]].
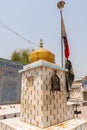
[[11, 48, 32, 64]]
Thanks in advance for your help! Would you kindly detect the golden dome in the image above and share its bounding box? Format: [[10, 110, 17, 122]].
[[29, 39, 55, 63]]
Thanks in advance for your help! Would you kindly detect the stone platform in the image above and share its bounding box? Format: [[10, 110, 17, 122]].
[[0, 117, 87, 130]]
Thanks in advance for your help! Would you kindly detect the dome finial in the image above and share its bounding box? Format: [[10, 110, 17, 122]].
[[57, 1, 65, 9], [40, 39, 43, 48]]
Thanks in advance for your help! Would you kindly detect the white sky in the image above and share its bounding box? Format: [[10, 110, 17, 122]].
[[0, 0, 87, 79]]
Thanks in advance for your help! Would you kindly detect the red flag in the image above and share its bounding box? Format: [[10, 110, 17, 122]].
[[61, 15, 70, 60]]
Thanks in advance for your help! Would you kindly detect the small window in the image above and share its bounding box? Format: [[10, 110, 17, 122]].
[[27, 76, 34, 86]]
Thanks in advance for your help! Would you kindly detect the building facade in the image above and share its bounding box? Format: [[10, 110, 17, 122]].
[[0, 58, 23, 104], [70, 77, 87, 103]]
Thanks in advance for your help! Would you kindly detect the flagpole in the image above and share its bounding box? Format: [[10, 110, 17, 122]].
[[57, 1, 65, 68], [60, 9, 64, 68]]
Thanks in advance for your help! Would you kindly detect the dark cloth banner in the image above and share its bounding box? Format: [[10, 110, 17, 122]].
[[65, 60, 74, 91]]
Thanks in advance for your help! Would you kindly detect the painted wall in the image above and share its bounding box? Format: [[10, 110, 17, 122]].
[[0, 58, 23, 104]]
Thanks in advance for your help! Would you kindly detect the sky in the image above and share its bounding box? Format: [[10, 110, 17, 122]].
[[0, 0, 87, 79]]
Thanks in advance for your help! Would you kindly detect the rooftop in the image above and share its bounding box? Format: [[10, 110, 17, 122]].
[[0, 57, 23, 66]]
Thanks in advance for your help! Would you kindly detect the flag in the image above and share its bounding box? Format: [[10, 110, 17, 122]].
[[61, 14, 70, 60]]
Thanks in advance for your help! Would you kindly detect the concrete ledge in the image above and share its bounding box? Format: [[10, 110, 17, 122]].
[[0, 118, 87, 130], [19, 60, 67, 73]]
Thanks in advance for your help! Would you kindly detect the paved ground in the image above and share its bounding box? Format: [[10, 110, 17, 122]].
[[77, 105, 87, 120], [0, 104, 87, 130], [67, 101, 87, 120]]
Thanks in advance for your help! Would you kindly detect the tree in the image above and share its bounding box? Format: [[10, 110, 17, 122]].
[[11, 48, 32, 64]]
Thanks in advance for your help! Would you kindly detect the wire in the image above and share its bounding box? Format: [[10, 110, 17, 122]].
[[0, 20, 39, 48]]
